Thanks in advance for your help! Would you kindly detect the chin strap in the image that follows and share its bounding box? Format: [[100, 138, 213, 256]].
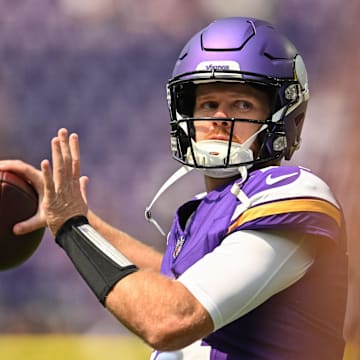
[[144, 164, 251, 237], [230, 166, 251, 209], [145, 166, 193, 237]]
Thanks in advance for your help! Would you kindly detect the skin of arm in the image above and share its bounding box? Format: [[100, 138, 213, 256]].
[[2, 129, 315, 353], [87, 210, 163, 272], [7, 129, 213, 351], [0, 160, 162, 272], [0, 130, 317, 353], [105, 270, 214, 351], [45, 128, 213, 350]]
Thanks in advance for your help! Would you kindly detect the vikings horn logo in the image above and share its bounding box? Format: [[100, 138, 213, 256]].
[[173, 235, 185, 259]]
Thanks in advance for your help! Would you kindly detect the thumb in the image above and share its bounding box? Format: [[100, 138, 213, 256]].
[[13, 213, 47, 235]]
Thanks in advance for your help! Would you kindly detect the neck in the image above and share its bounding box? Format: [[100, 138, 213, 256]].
[[204, 174, 240, 192]]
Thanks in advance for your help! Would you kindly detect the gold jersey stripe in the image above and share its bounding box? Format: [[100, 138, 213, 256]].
[[228, 198, 341, 234]]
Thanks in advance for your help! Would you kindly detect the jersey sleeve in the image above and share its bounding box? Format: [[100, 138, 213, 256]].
[[177, 229, 316, 330]]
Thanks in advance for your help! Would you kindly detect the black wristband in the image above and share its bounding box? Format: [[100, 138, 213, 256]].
[[55, 216, 138, 305]]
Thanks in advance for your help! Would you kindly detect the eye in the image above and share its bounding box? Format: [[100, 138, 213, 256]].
[[194, 100, 219, 115], [234, 100, 251, 111], [202, 101, 218, 110]]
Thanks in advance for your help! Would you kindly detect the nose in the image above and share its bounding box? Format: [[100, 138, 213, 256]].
[[212, 110, 230, 127], [213, 108, 228, 118]]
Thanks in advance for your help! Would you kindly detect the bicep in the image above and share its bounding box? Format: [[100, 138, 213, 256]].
[[178, 230, 316, 330]]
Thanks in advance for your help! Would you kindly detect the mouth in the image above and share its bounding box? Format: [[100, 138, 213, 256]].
[[205, 134, 229, 141]]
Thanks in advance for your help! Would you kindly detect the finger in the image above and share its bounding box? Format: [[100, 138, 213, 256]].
[[13, 212, 46, 235], [12, 161, 49, 235], [51, 136, 65, 190], [69, 133, 81, 180], [0, 160, 43, 194], [0, 161, 47, 236], [41, 159, 56, 201], [0, 159, 27, 171], [79, 176, 89, 205], [58, 128, 72, 179]]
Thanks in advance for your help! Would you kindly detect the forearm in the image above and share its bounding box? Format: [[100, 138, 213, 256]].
[[105, 269, 213, 351], [88, 210, 162, 271], [55, 215, 213, 351]]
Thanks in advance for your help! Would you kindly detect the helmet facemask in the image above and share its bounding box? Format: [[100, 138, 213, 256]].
[[168, 79, 289, 178]]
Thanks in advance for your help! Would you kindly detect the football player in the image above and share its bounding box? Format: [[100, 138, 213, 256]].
[[0, 17, 347, 359]]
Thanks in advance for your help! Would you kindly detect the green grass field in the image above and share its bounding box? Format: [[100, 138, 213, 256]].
[[0, 335, 152, 360]]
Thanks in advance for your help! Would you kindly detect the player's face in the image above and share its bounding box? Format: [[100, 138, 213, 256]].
[[193, 83, 270, 150]]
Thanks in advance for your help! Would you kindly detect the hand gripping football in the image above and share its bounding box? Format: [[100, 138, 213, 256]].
[[0, 171, 45, 270]]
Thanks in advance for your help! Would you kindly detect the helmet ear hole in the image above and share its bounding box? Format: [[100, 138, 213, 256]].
[[294, 113, 305, 146], [285, 112, 305, 160], [295, 113, 305, 127]]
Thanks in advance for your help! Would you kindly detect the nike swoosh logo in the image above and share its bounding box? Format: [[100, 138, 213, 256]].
[[265, 172, 299, 185]]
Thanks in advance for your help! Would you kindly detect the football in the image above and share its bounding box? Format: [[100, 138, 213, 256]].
[[0, 171, 45, 271]]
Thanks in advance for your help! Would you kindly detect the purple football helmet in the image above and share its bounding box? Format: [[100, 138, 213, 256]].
[[167, 17, 309, 177]]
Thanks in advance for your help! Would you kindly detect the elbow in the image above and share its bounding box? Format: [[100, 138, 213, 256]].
[[142, 315, 213, 352], [144, 321, 190, 351]]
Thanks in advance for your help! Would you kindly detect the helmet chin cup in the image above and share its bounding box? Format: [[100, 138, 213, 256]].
[[186, 139, 254, 178]]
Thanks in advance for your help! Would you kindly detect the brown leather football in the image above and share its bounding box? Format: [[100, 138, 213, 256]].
[[0, 171, 45, 270]]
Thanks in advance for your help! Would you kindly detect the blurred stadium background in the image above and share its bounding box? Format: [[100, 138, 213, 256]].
[[0, 0, 359, 359]]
